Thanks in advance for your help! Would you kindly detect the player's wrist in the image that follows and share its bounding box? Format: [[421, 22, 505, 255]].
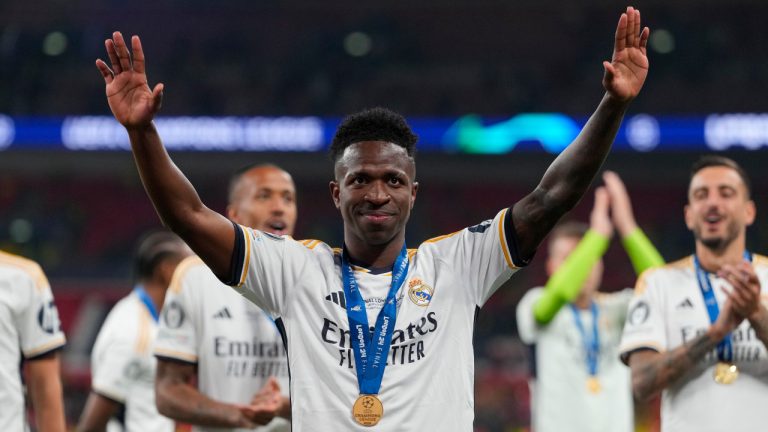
[[617, 222, 639, 239]]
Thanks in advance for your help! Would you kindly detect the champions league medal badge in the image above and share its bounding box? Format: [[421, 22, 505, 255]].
[[408, 278, 433, 307], [713, 362, 739, 384], [352, 394, 384, 426]]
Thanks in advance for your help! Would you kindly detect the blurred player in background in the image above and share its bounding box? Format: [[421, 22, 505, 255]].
[[153, 164, 295, 431], [0, 250, 66, 431], [516, 171, 663, 432], [95, 6, 649, 430], [620, 155, 768, 432], [78, 231, 191, 432]]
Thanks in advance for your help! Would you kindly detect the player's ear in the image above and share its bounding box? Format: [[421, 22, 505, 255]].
[[745, 199, 756, 226], [225, 204, 238, 222], [330, 180, 341, 209], [683, 204, 694, 230], [410, 182, 419, 210]]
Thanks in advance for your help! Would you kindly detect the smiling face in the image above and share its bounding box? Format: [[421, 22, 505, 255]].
[[227, 166, 297, 236], [684, 165, 755, 252], [330, 141, 418, 250]]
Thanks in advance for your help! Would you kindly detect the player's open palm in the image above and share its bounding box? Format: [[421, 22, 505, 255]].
[[96, 32, 163, 129], [602, 7, 650, 102]]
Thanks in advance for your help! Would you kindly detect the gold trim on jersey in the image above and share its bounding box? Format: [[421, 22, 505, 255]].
[[169, 256, 205, 294], [299, 239, 323, 250], [135, 307, 151, 355], [23, 336, 66, 358], [424, 231, 460, 244], [154, 347, 198, 363], [634, 256, 693, 295], [753, 254, 768, 268], [498, 208, 515, 269], [0, 250, 50, 292], [237, 225, 253, 288]]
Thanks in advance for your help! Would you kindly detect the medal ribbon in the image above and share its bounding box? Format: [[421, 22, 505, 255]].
[[570, 302, 600, 376], [693, 251, 751, 363], [135, 285, 159, 323], [341, 244, 409, 395]]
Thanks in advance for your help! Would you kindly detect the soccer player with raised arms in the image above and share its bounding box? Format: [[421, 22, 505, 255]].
[[95, 7, 649, 430]]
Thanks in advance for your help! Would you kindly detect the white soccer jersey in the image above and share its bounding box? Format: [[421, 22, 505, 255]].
[[0, 251, 66, 432], [91, 290, 174, 432], [225, 208, 523, 431], [619, 255, 768, 432], [154, 256, 290, 432], [517, 288, 633, 432]]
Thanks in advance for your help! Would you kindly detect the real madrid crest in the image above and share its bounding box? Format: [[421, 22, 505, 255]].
[[407, 278, 433, 307]]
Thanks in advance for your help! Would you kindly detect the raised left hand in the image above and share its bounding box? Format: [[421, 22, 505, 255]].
[[602, 7, 650, 102]]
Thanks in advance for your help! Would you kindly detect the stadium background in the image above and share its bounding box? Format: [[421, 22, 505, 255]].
[[3, 0, 768, 430]]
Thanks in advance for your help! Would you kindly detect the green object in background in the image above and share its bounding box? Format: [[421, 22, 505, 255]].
[[444, 113, 581, 154]]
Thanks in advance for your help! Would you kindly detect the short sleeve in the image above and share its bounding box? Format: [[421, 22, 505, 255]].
[[155, 257, 202, 364], [91, 319, 139, 402], [619, 270, 668, 364], [227, 225, 310, 316], [427, 208, 526, 306], [516, 288, 544, 344], [15, 267, 66, 359]]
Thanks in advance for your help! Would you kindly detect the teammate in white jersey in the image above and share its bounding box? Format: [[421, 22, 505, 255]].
[[0, 250, 66, 432], [517, 171, 663, 432], [79, 231, 192, 432], [154, 164, 295, 431], [95, 7, 650, 430], [620, 155, 768, 432]]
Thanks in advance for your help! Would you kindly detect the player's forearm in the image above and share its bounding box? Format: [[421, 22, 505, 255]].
[[30, 380, 66, 432], [512, 95, 629, 257], [127, 123, 206, 233], [533, 230, 609, 324], [27, 355, 66, 432], [621, 228, 665, 275], [156, 382, 246, 427], [630, 328, 721, 401], [748, 305, 768, 350]]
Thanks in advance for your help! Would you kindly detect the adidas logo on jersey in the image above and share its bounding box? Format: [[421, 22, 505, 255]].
[[213, 307, 233, 319], [325, 291, 347, 308], [677, 298, 694, 309]]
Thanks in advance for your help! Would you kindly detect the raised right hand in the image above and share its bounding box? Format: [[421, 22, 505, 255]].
[[95, 32, 163, 129]]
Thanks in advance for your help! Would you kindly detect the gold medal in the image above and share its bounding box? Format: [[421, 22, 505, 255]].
[[713, 362, 739, 385], [352, 395, 384, 426], [586, 376, 602, 394]]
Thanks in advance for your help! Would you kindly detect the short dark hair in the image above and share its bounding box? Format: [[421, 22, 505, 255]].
[[133, 231, 187, 282], [227, 163, 283, 205], [690, 155, 752, 198], [547, 221, 588, 254], [329, 107, 418, 163]]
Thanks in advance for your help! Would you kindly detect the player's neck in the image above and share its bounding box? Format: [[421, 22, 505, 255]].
[[344, 234, 405, 269], [573, 292, 595, 310], [142, 282, 166, 313], [695, 238, 746, 273]]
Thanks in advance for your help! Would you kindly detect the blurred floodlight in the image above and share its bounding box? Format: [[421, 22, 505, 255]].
[[43, 32, 68, 56], [0, 115, 13, 149], [344, 32, 372, 57], [10, 219, 33, 243], [649, 29, 674, 54], [626, 114, 660, 152]]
